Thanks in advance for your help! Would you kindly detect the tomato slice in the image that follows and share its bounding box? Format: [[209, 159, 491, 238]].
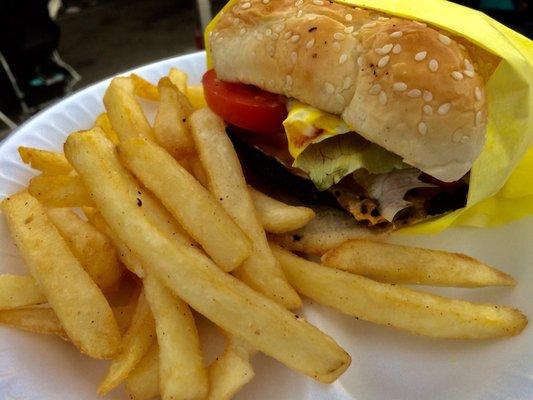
[[202, 69, 287, 134]]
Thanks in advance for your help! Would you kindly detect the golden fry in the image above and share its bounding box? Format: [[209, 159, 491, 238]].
[[65, 129, 350, 383], [28, 174, 93, 208], [47, 208, 123, 291], [0, 275, 46, 310], [322, 239, 516, 287], [1, 192, 121, 358], [272, 243, 527, 339], [18, 146, 72, 175], [98, 291, 156, 395], [120, 137, 252, 272], [190, 108, 301, 310]]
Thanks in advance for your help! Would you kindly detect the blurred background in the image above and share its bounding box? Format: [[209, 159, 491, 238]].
[[0, 0, 531, 138]]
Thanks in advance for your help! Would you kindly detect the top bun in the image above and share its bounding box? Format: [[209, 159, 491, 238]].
[[210, 0, 489, 182]]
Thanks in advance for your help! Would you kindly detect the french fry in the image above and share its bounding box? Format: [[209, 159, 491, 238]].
[[94, 113, 120, 145], [84, 208, 145, 278], [103, 77, 154, 142], [1, 191, 121, 358], [65, 129, 351, 383], [18, 146, 72, 175], [187, 85, 207, 109], [272, 243, 528, 339], [207, 336, 255, 400], [29, 171, 309, 238], [190, 108, 301, 310], [272, 206, 384, 255], [98, 291, 156, 395], [47, 208, 123, 291], [126, 344, 160, 400], [130, 73, 159, 101], [167, 67, 188, 93], [144, 273, 208, 400], [120, 137, 252, 272], [132, 335, 255, 400], [28, 174, 93, 208], [250, 187, 315, 234], [0, 307, 68, 340], [153, 77, 195, 158], [322, 239, 516, 287], [0, 275, 46, 310]]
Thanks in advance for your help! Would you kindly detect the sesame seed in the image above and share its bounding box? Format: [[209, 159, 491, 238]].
[[459, 44, 466, 51], [241, 2, 251, 9], [460, 135, 470, 143], [429, 59, 439, 72], [408, 89, 421, 98], [344, 26, 354, 34], [379, 91, 388, 105], [392, 44, 402, 54], [378, 55, 390, 68], [297, 9, 303, 17], [451, 71, 464, 80], [423, 90, 433, 102], [363, 21, 377, 28], [285, 75, 293, 88], [343, 76, 352, 89], [357, 56, 363, 67], [240, 28, 246, 35], [464, 59, 473, 71], [313, 0, 324, 5], [378, 16, 389, 21], [216, 36, 223, 43], [415, 51, 427, 61], [339, 53, 348, 64], [291, 52, 298, 64], [325, 82, 335, 94], [283, 31, 292, 39], [295, 0, 303, 6], [262, 0, 270, 4], [266, 28, 272, 36], [476, 111, 483, 125], [463, 70, 475, 78], [291, 34, 301, 43], [475, 87, 482, 101], [345, 14, 353, 21], [423, 105, 433, 115], [308, 15, 317, 20], [390, 31, 403, 38], [438, 34, 451, 45], [273, 23, 285, 33], [333, 32, 345, 41], [306, 39, 315, 49], [393, 82, 407, 91], [376, 44, 393, 55], [418, 122, 428, 135], [369, 84, 381, 95], [437, 103, 451, 115], [413, 20, 427, 27]]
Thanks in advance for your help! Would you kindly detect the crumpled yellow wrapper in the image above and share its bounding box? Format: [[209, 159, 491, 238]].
[[205, 0, 533, 233]]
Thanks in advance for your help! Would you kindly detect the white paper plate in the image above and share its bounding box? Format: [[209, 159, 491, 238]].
[[0, 51, 531, 400]]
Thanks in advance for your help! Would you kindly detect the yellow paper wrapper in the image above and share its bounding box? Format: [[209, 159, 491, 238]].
[[204, 0, 533, 233]]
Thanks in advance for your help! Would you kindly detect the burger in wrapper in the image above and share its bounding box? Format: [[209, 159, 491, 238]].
[[202, 0, 533, 234]]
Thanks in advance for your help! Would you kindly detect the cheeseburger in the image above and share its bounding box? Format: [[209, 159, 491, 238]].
[[203, 0, 491, 228]]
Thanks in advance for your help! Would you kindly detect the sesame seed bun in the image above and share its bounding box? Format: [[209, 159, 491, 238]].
[[210, 0, 490, 182]]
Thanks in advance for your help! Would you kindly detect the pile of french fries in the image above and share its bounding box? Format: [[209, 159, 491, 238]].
[[0, 68, 527, 400]]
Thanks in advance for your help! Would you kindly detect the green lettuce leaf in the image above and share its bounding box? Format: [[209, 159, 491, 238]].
[[293, 133, 407, 191]]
